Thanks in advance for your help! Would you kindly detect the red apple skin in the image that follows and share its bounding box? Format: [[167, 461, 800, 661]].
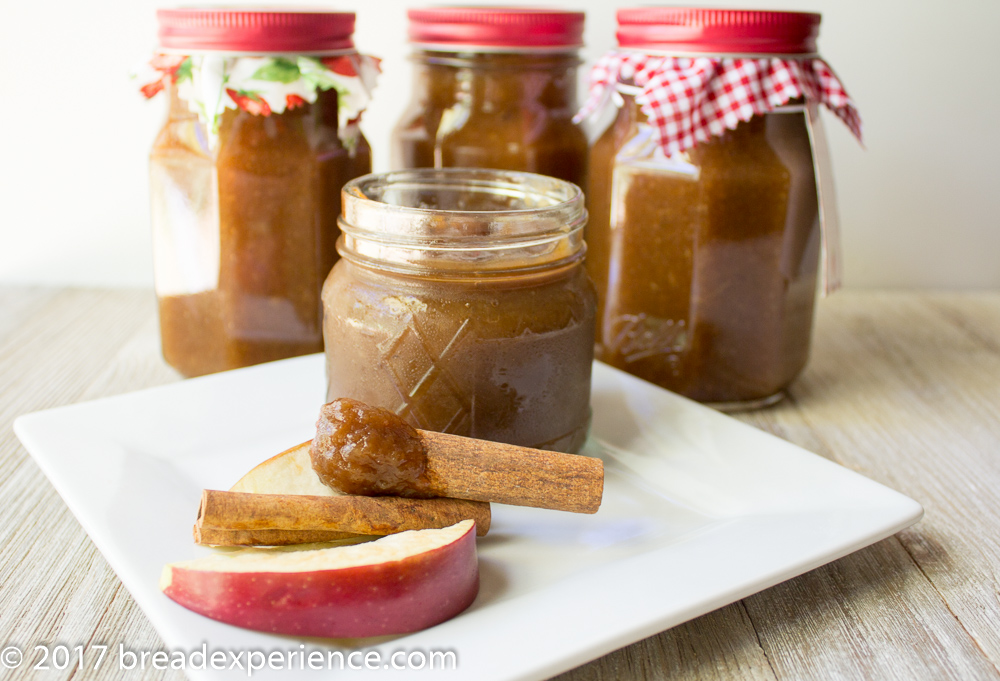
[[162, 524, 478, 638]]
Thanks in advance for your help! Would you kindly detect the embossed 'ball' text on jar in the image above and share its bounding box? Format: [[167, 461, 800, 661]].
[[322, 169, 596, 454]]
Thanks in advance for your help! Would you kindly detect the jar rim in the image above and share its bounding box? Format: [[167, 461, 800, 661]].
[[338, 168, 587, 275], [341, 168, 584, 233]]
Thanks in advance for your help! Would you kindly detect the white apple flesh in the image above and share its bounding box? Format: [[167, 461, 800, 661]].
[[161, 519, 478, 638], [230, 441, 333, 496]]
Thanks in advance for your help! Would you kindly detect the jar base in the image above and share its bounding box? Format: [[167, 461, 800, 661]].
[[707, 391, 785, 413]]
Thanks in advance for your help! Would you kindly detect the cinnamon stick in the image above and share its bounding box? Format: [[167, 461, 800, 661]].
[[194, 527, 369, 547], [310, 399, 605, 515], [418, 430, 605, 514], [193, 490, 491, 546]]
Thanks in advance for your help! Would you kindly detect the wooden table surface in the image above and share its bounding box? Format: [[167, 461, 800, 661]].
[[2, 287, 999, 681]]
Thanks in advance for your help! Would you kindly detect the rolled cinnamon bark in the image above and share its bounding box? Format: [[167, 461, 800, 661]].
[[193, 489, 490, 546], [194, 527, 368, 547], [418, 430, 605, 514]]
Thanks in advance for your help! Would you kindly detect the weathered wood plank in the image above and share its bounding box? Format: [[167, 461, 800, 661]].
[[0, 287, 58, 346], [553, 603, 778, 681], [774, 292, 1000, 675], [743, 538, 998, 680], [0, 288, 177, 681], [77, 313, 179, 402]]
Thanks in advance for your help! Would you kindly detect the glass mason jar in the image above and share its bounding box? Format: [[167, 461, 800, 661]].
[[144, 9, 377, 377], [391, 8, 588, 188], [585, 8, 859, 409], [322, 169, 596, 453]]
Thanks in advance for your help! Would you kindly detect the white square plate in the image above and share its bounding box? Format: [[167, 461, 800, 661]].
[[15, 356, 922, 681]]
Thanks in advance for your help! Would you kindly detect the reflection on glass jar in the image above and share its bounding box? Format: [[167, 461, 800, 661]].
[[392, 8, 588, 187], [323, 169, 596, 453]]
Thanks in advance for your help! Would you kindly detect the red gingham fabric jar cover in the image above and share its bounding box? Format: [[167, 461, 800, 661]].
[[575, 8, 863, 157]]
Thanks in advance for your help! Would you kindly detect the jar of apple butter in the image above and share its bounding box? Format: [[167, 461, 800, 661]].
[[579, 8, 862, 409], [141, 9, 379, 377], [392, 8, 588, 187], [322, 169, 596, 454]]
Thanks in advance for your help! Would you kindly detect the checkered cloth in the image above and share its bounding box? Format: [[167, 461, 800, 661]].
[[575, 51, 862, 157]]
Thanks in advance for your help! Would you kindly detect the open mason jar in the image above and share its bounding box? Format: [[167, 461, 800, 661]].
[[391, 8, 589, 187], [322, 169, 596, 453], [142, 9, 379, 377], [579, 8, 862, 409]]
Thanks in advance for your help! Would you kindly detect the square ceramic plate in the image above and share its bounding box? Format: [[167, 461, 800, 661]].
[[15, 355, 922, 681]]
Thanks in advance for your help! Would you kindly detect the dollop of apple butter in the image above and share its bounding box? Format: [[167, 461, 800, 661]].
[[310, 398, 433, 497]]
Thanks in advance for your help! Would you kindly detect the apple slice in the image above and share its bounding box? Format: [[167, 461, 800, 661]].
[[161, 519, 478, 638], [230, 441, 333, 496]]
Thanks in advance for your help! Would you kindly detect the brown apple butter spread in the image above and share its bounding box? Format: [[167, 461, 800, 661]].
[[311, 398, 432, 497], [587, 97, 820, 406], [323, 169, 595, 453], [152, 87, 371, 377], [392, 51, 587, 187], [391, 9, 588, 186]]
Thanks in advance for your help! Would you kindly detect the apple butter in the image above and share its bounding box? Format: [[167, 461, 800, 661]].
[[581, 8, 860, 409], [322, 169, 596, 453], [311, 398, 432, 498], [589, 99, 819, 406], [146, 10, 376, 377], [391, 8, 588, 187]]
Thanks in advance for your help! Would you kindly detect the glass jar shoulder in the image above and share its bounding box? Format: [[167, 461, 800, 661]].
[[324, 259, 595, 336], [604, 97, 815, 181], [150, 91, 210, 161], [152, 87, 364, 165]]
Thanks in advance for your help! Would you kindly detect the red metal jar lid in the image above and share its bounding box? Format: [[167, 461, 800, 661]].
[[407, 7, 585, 50], [156, 8, 356, 53], [617, 7, 820, 54]]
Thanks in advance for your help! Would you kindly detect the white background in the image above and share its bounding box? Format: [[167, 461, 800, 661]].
[[1, 0, 997, 289]]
